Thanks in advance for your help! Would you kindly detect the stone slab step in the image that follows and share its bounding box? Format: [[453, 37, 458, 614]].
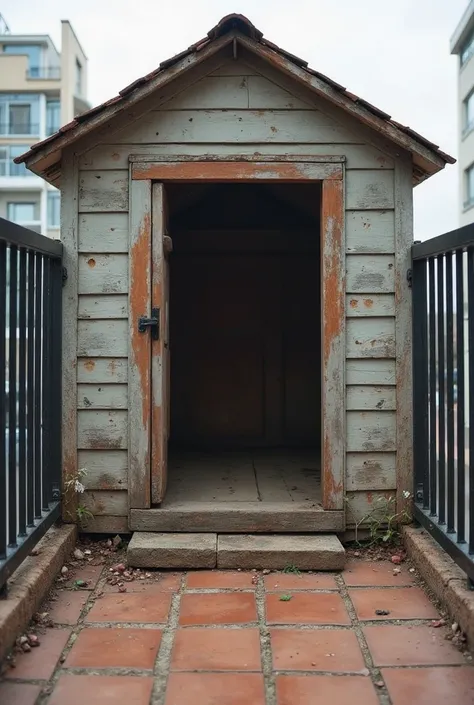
[[218, 534, 345, 570], [127, 532, 345, 570], [127, 532, 217, 569]]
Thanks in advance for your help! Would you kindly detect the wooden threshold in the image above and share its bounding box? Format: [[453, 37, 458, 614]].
[[130, 502, 344, 533]]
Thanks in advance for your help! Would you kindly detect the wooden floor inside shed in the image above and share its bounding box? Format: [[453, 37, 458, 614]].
[[166, 449, 322, 506]]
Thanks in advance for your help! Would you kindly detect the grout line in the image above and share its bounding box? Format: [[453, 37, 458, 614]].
[[255, 574, 276, 705], [149, 572, 186, 705], [336, 573, 392, 705]]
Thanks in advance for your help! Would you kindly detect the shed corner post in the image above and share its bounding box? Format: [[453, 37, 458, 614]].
[[321, 176, 346, 512], [128, 176, 153, 511], [61, 154, 79, 523], [394, 155, 414, 516]]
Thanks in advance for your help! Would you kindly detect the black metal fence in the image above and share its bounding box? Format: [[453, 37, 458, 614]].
[[0, 218, 63, 592], [412, 224, 474, 584]]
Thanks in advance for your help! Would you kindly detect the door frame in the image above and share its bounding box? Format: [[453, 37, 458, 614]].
[[128, 155, 346, 512]]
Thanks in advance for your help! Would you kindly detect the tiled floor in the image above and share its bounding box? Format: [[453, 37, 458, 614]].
[[1, 560, 473, 705]]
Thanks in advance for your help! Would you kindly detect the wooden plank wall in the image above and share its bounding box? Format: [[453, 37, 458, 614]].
[[76, 59, 400, 528]]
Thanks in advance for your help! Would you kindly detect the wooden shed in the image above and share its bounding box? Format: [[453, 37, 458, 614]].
[[17, 14, 453, 565]]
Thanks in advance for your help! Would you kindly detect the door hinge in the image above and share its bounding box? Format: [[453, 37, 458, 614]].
[[138, 307, 160, 340], [62, 266, 68, 286], [407, 268, 413, 288]]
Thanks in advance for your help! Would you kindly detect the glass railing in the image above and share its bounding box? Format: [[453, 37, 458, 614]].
[[0, 123, 40, 136], [26, 66, 61, 79]]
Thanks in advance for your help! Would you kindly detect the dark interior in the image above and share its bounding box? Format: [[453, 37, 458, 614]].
[[167, 182, 322, 451]]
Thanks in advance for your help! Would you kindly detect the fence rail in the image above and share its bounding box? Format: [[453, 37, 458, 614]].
[[412, 223, 474, 583], [0, 218, 62, 592]]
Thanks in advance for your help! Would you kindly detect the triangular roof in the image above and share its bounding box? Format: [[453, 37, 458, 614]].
[[16, 14, 455, 186]]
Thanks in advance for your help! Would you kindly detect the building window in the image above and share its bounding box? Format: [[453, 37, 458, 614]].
[[7, 202, 36, 224], [465, 164, 474, 209], [47, 191, 60, 228], [0, 145, 27, 176], [465, 92, 474, 135], [0, 94, 40, 135], [76, 59, 82, 96], [3, 43, 41, 76], [46, 100, 60, 135], [461, 31, 474, 66]]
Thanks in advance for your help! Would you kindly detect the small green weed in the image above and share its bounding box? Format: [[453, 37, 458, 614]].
[[279, 594, 293, 602], [283, 564, 300, 575], [346, 491, 412, 546]]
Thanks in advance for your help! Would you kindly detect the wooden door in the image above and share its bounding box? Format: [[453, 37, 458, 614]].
[[151, 182, 170, 503]]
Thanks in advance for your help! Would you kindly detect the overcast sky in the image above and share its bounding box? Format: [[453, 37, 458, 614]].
[[1, 0, 469, 240]]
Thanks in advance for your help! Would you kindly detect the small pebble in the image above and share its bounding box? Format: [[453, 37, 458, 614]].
[[27, 635, 40, 647], [21, 643, 31, 653], [60, 566, 68, 575], [452, 622, 459, 634], [391, 555, 401, 565], [375, 681, 384, 688], [393, 568, 401, 575], [409, 568, 415, 573], [73, 548, 85, 560], [118, 585, 127, 593], [262, 569, 271, 575], [431, 619, 446, 628], [84, 549, 92, 555]]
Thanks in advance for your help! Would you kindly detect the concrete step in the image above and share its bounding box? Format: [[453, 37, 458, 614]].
[[127, 532, 345, 570]]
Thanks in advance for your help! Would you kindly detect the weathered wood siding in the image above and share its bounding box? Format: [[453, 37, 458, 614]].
[[74, 58, 405, 528]]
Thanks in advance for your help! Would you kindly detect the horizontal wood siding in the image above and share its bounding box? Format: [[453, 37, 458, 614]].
[[75, 60, 402, 529]]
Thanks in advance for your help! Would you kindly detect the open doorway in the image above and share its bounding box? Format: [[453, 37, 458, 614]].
[[163, 181, 322, 507]]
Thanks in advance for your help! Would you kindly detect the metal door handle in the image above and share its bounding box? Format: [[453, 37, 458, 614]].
[[138, 307, 160, 340]]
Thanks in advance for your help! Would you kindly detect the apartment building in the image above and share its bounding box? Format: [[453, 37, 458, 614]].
[[0, 15, 89, 238], [451, 2, 474, 224]]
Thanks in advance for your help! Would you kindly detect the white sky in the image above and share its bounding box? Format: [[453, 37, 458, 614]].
[[1, 0, 469, 241]]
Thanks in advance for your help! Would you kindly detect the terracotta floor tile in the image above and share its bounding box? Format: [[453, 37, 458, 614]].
[[103, 574, 181, 593], [343, 561, 415, 587], [271, 628, 365, 672], [65, 563, 103, 590], [382, 666, 474, 705], [5, 627, 71, 680], [364, 625, 466, 666], [86, 592, 171, 623], [266, 592, 350, 625], [48, 590, 89, 625], [0, 682, 42, 705], [276, 674, 379, 705], [48, 675, 154, 705], [165, 673, 265, 704], [171, 628, 261, 671], [179, 592, 256, 625], [265, 573, 338, 591], [65, 627, 161, 669], [349, 587, 439, 621], [186, 571, 256, 589]]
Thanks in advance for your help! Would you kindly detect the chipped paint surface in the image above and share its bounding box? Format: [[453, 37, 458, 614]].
[[321, 179, 345, 511], [132, 160, 342, 182], [128, 180, 152, 509]]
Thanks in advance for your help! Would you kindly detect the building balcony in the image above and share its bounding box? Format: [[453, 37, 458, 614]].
[[0, 55, 61, 92]]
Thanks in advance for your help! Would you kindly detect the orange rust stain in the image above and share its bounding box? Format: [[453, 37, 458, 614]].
[[111, 152, 120, 161], [130, 212, 151, 435], [87, 258, 96, 268], [84, 359, 95, 372], [364, 298, 373, 308], [322, 180, 344, 367], [349, 299, 358, 309]]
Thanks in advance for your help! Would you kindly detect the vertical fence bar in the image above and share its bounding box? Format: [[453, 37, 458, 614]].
[[412, 257, 429, 507], [446, 253, 455, 533], [41, 258, 51, 510], [468, 247, 474, 554], [34, 254, 42, 519], [428, 257, 437, 516], [0, 242, 6, 559], [26, 251, 35, 527], [456, 250, 466, 543], [437, 255, 446, 524], [8, 245, 18, 546], [50, 259, 62, 501], [18, 248, 27, 536]]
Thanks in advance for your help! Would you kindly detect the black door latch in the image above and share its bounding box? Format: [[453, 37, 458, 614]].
[[138, 307, 160, 340]]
